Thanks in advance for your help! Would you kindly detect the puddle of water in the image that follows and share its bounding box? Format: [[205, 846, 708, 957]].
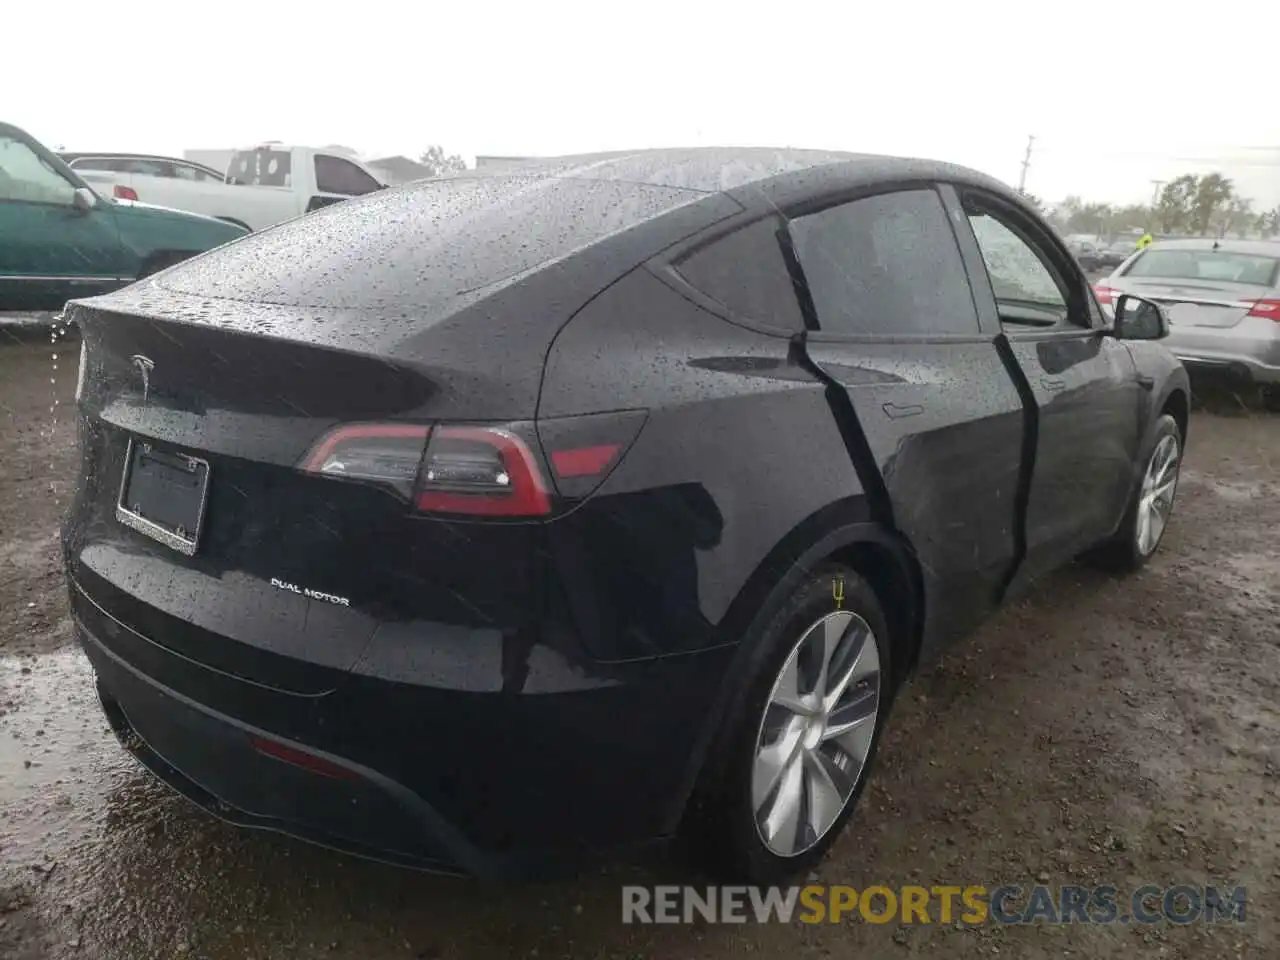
[[0, 649, 133, 865]]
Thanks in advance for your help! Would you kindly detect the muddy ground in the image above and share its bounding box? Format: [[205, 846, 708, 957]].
[[1, 332, 1277, 959]]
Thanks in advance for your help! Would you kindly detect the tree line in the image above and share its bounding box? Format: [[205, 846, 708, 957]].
[[1024, 174, 1280, 240]]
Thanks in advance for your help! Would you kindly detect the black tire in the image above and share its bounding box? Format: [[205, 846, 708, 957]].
[[1088, 413, 1182, 572], [689, 563, 893, 884]]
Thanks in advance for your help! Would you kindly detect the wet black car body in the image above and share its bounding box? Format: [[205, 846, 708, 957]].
[[63, 149, 1189, 879]]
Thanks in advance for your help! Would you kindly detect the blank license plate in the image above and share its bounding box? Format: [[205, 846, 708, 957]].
[[115, 440, 210, 556]]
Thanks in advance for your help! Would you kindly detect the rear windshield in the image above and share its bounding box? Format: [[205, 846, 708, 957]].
[[226, 148, 291, 187], [1124, 249, 1279, 285], [157, 175, 704, 313]]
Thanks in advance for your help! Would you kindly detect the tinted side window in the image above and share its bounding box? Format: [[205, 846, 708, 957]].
[[790, 189, 979, 336], [674, 218, 804, 332], [314, 156, 382, 196]]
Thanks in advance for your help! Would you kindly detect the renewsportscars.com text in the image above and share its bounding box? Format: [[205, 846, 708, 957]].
[[622, 884, 1247, 925]]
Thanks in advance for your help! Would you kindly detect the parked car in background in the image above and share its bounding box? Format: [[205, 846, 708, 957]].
[[65, 148, 1188, 884], [61, 152, 226, 184], [0, 122, 248, 312], [68, 143, 387, 232], [1096, 238, 1280, 402], [1097, 239, 1138, 271], [1065, 236, 1102, 271]]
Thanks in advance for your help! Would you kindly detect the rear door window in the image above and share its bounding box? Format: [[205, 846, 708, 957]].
[[789, 188, 980, 336], [673, 217, 805, 332]]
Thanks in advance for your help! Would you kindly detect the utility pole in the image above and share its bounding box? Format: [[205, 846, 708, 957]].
[[1017, 135, 1035, 194]]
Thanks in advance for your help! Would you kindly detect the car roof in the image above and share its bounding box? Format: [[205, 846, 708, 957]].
[[1148, 237, 1280, 256], [440, 146, 1018, 207]]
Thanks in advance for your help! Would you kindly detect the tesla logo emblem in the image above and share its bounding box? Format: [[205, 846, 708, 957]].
[[129, 355, 154, 404]]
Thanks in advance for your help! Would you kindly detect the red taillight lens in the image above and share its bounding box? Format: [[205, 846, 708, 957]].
[[1094, 284, 1117, 305], [113, 185, 138, 201], [1241, 298, 1280, 320], [416, 426, 551, 517], [300, 412, 647, 518], [299, 423, 431, 498]]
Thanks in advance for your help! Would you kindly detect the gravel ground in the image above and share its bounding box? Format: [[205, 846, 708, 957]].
[[1, 333, 1278, 959]]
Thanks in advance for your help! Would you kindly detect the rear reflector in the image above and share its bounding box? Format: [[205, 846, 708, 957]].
[[1241, 298, 1280, 320], [550, 444, 621, 479], [249, 735, 360, 782], [113, 185, 139, 201]]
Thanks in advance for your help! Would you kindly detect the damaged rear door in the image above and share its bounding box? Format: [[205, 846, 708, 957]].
[[784, 184, 1028, 655]]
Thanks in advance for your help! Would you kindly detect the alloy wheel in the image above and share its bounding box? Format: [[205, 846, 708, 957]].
[[751, 610, 882, 858], [1136, 433, 1179, 556]]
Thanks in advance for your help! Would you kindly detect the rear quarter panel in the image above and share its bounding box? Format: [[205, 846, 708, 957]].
[[538, 268, 865, 661]]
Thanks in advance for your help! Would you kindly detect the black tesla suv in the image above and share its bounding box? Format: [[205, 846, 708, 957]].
[[63, 148, 1189, 883]]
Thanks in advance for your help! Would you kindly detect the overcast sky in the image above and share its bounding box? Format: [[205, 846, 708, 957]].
[[11, 0, 1280, 207]]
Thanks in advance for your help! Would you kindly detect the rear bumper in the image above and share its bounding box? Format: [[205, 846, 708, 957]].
[[72, 574, 731, 879], [1164, 326, 1280, 384], [86, 628, 468, 874]]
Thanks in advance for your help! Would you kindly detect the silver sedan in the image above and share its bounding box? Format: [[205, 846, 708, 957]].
[[1096, 238, 1280, 386]]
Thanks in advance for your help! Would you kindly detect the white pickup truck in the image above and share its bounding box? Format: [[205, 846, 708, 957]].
[[67, 144, 388, 232]]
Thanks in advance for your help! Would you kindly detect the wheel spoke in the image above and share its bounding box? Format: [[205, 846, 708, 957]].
[[1147, 507, 1167, 546], [1136, 499, 1152, 553], [815, 611, 852, 698], [769, 655, 812, 718], [822, 621, 874, 711], [1151, 477, 1176, 510], [804, 749, 848, 839], [829, 711, 877, 766], [752, 717, 804, 811], [823, 682, 879, 743], [759, 752, 805, 855]]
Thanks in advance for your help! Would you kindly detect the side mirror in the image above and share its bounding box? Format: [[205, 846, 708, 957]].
[[1113, 294, 1169, 341], [72, 187, 98, 213]]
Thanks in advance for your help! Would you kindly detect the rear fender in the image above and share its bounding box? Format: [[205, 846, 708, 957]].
[[664, 514, 922, 834]]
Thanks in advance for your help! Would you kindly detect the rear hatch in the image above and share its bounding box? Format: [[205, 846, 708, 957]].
[[63, 173, 725, 693], [65, 302, 551, 694], [1110, 246, 1280, 328]]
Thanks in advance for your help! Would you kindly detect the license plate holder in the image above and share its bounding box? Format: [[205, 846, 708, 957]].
[[115, 439, 211, 556]]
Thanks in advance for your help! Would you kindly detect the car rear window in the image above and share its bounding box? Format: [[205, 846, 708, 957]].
[[1124, 249, 1279, 285], [226, 148, 292, 187], [156, 175, 705, 314]]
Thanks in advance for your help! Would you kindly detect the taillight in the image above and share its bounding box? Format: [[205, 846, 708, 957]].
[[417, 426, 551, 517], [300, 423, 431, 497], [1241, 298, 1280, 320], [113, 185, 138, 201], [299, 412, 647, 518], [1094, 284, 1117, 305]]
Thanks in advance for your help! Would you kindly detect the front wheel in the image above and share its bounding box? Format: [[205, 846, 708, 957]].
[[691, 565, 892, 883], [1089, 413, 1182, 572]]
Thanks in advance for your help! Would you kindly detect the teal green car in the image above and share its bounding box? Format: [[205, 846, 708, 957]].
[[1, 122, 248, 312]]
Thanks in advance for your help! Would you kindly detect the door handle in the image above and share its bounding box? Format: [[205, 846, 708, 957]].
[[1040, 377, 1066, 393], [882, 402, 924, 419]]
